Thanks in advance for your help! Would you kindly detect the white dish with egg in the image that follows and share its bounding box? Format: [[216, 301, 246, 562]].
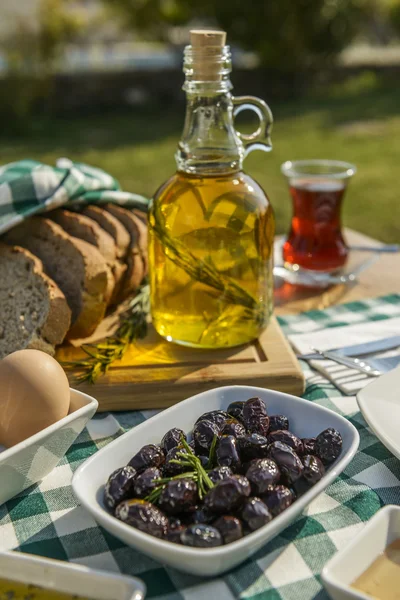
[[73, 385, 359, 576], [322, 505, 400, 600], [0, 388, 98, 505], [0, 550, 145, 600]]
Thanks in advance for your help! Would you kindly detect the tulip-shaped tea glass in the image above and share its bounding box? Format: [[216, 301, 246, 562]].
[[281, 160, 356, 274]]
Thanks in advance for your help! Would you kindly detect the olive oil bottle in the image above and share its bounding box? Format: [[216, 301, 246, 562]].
[[148, 30, 275, 348]]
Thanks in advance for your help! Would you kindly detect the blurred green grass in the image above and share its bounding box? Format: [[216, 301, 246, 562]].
[[0, 72, 399, 242]]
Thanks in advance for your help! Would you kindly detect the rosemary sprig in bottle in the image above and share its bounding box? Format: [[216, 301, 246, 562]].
[[64, 283, 150, 384], [149, 202, 259, 312]]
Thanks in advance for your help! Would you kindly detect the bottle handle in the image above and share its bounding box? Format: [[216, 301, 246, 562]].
[[232, 95, 273, 157]]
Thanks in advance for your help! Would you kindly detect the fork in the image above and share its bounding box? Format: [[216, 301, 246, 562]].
[[310, 348, 382, 377]]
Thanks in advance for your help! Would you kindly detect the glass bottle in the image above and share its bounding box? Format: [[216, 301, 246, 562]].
[[148, 30, 275, 349]]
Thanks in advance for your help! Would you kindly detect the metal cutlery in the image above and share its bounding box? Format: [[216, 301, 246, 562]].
[[350, 244, 400, 253], [309, 348, 400, 377], [297, 335, 400, 361], [310, 348, 381, 376]]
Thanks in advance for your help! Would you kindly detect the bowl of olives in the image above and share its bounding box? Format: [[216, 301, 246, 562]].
[[72, 386, 359, 576]]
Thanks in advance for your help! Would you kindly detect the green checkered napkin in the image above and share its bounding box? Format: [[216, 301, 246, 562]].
[[0, 158, 148, 235], [1, 294, 400, 600]]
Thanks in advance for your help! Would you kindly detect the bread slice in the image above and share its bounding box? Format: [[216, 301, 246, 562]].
[[4, 218, 109, 340], [82, 205, 130, 259], [49, 209, 117, 262], [105, 204, 148, 277], [0, 243, 71, 358], [48, 209, 118, 304]]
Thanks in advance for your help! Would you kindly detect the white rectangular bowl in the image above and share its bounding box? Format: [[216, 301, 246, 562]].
[[72, 385, 359, 577], [0, 388, 98, 505], [0, 550, 145, 600], [322, 505, 400, 600]]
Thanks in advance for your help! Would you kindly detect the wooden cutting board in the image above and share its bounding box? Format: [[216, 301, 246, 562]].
[[57, 316, 304, 411]]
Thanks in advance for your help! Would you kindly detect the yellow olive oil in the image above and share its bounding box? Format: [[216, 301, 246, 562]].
[[0, 578, 92, 600], [149, 171, 274, 348]]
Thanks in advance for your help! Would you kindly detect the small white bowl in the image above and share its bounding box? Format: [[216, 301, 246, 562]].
[[73, 385, 359, 576], [0, 550, 145, 600], [0, 388, 98, 505], [322, 505, 400, 600]]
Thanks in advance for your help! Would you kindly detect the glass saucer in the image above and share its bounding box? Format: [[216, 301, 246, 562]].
[[273, 238, 380, 288]]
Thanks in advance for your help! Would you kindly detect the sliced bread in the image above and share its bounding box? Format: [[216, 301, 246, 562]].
[[49, 209, 117, 262], [3, 217, 109, 340], [81, 205, 130, 259], [0, 243, 71, 358], [48, 209, 118, 304], [105, 204, 148, 277]]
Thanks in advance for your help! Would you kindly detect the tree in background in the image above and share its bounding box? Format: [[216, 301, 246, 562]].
[[106, 0, 373, 69], [0, 0, 81, 132]]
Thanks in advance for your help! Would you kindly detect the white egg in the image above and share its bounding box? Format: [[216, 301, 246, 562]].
[[0, 349, 70, 447]]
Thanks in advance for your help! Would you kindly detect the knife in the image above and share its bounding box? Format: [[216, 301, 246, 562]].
[[297, 335, 400, 361]]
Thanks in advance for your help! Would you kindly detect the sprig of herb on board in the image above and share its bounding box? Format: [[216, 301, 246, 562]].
[[64, 283, 150, 384]]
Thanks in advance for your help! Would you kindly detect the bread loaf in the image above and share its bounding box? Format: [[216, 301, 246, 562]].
[[48, 209, 120, 304], [4, 217, 109, 340], [105, 204, 148, 276], [82, 205, 130, 259], [0, 244, 71, 358]]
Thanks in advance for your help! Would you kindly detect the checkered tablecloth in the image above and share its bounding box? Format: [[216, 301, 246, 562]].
[[1, 293, 400, 600]]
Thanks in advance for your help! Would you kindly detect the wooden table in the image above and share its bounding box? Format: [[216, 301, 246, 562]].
[[275, 228, 399, 315]]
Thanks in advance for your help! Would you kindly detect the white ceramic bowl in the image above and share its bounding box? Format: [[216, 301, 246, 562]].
[[73, 385, 359, 577], [0, 550, 145, 600], [357, 365, 400, 460], [322, 505, 400, 600], [0, 388, 98, 505]]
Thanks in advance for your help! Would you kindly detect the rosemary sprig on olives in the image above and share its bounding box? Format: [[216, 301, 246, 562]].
[[104, 397, 343, 548]]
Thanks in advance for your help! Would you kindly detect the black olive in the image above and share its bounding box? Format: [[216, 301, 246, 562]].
[[128, 444, 165, 474], [267, 441, 304, 485], [158, 479, 198, 515], [241, 497, 272, 531], [168, 516, 182, 529], [213, 515, 243, 544], [221, 418, 247, 439], [181, 524, 223, 548], [198, 455, 209, 468], [161, 428, 186, 454], [315, 428, 343, 464], [239, 433, 270, 462], [133, 467, 161, 499], [165, 525, 185, 544], [193, 419, 220, 454], [268, 430, 303, 455], [262, 485, 294, 516], [242, 397, 270, 437], [103, 466, 137, 511], [245, 458, 280, 495], [208, 466, 233, 484], [192, 506, 216, 524], [227, 400, 246, 423], [269, 415, 289, 432], [195, 410, 230, 431], [115, 499, 168, 538], [204, 475, 251, 513], [216, 435, 241, 472], [164, 446, 188, 476], [294, 454, 326, 496], [301, 438, 316, 455]]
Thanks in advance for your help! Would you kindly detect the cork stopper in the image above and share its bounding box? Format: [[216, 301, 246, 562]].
[[189, 29, 227, 81], [190, 30, 226, 48]]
